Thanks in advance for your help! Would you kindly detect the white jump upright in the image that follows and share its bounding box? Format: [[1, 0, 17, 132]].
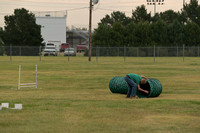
[[18, 64, 37, 89]]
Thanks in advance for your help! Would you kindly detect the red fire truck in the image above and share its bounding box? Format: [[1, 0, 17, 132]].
[[76, 44, 88, 53]]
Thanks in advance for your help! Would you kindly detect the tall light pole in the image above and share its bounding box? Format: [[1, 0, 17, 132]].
[[147, 0, 165, 16], [88, 0, 92, 61]]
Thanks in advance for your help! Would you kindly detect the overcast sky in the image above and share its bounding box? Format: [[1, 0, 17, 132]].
[[0, 0, 194, 29]]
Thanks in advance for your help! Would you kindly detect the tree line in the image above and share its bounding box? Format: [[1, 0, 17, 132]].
[[0, 8, 43, 55], [92, 0, 200, 47], [0, 0, 200, 52]]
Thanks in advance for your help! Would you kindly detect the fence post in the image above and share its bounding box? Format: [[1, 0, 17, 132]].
[[36, 64, 37, 88], [177, 46, 179, 57], [154, 45, 156, 63], [68, 48, 70, 62], [19, 46, 21, 56], [96, 46, 98, 63], [157, 47, 159, 57], [198, 46, 199, 57], [99, 47, 100, 57], [39, 46, 42, 62], [10, 44, 12, 62], [118, 47, 119, 56], [137, 47, 139, 57], [18, 65, 21, 90], [183, 44, 185, 62], [124, 46, 126, 63]]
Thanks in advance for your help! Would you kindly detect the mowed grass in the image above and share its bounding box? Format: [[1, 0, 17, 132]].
[[0, 56, 200, 133]]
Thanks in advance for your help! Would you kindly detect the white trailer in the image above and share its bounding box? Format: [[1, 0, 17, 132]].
[[35, 11, 67, 51]]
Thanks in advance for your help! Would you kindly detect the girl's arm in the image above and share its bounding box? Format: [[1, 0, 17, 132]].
[[137, 85, 149, 94]]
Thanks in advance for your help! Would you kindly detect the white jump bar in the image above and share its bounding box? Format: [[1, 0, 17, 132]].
[[20, 85, 37, 88], [18, 64, 37, 89], [20, 83, 36, 85]]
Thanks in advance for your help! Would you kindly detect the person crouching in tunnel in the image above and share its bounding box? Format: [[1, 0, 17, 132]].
[[124, 73, 149, 99]]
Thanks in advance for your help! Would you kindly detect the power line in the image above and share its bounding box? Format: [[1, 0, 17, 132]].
[[0, 7, 90, 16], [0, 0, 193, 16], [32, 7, 89, 14], [1, 0, 183, 7], [1, 0, 88, 5], [67, 7, 89, 11], [96, 7, 132, 14], [0, 0, 187, 10], [0, 2, 78, 8]]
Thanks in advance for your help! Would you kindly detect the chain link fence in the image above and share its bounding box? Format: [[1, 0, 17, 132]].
[[89, 45, 200, 57], [2, 46, 41, 56], [0, 45, 199, 62]]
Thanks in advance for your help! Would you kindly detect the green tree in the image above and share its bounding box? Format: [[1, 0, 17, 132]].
[[92, 24, 111, 47], [125, 22, 137, 46], [100, 15, 112, 26], [4, 8, 43, 46], [151, 19, 168, 46], [93, 2, 200, 48], [184, 22, 200, 46], [134, 22, 151, 46], [109, 22, 125, 46], [167, 19, 184, 46], [100, 11, 131, 26], [183, 0, 200, 26], [132, 5, 151, 23], [160, 10, 180, 24], [178, 11, 187, 24], [151, 13, 160, 23]]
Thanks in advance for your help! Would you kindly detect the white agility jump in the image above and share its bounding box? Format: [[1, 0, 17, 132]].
[[18, 64, 37, 89]]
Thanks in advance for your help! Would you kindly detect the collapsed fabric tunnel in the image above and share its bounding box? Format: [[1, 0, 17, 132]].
[[109, 77, 162, 98]]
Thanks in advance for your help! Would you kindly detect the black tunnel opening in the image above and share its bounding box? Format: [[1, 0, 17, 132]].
[[139, 81, 151, 97]]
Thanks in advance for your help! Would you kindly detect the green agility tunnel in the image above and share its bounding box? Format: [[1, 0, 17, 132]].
[[109, 77, 162, 98]]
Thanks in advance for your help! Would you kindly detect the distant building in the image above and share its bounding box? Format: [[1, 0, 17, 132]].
[[66, 27, 89, 48], [34, 10, 89, 50], [34, 11, 67, 51]]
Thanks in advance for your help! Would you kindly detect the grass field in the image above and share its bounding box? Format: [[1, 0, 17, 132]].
[[0, 56, 200, 133]]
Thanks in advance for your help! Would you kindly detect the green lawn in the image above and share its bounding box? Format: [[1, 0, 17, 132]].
[[0, 56, 200, 133]]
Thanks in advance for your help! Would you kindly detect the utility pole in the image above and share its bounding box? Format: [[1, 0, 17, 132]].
[[88, 0, 92, 62], [154, 2, 156, 16]]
